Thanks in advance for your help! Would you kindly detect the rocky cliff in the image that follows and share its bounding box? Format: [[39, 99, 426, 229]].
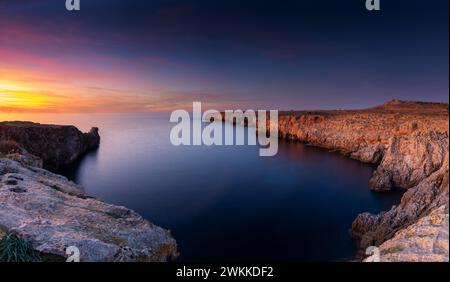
[[0, 123, 177, 262], [273, 100, 449, 261], [0, 122, 100, 170], [0, 158, 177, 262], [364, 205, 448, 262]]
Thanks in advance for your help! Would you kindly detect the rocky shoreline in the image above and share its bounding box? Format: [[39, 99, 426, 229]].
[[274, 100, 449, 261], [1, 100, 448, 262], [218, 99, 449, 261], [0, 122, 178, 262]]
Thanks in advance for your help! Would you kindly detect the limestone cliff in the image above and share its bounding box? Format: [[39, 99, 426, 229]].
[[272, 100, 449, 261], [0, 122, 177, 262], [352, 132, 448, 254], [364, 205, 448, 262], [0, 158, 177, 262], [0, 122, 100, 170]]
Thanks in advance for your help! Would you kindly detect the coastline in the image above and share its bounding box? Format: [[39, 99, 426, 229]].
[[1, 99, 448, 262], [0, 122, 178, 262], [222, 100, 449, 261]]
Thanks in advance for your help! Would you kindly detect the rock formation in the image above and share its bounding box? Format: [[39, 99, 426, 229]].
[[271, 100, 449, 261], [0, 122, 177, 262], [0, 159, 177, 262], [0, 122, 100, 170], [365, 205, 448, 262]]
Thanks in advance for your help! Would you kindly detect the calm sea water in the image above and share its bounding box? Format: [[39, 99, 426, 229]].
[[2, 113, 402, 261]]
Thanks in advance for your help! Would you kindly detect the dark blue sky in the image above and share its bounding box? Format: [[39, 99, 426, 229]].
[[0, 0, 448, 112]]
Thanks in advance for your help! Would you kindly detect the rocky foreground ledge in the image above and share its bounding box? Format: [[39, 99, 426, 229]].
[[274, 100, 449, 261], [0, 123, 177, 262]]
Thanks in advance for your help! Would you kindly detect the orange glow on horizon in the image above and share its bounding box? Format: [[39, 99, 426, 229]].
[[0, 52, 244, 115], [0, 73, 239, 115], [0, 81, 59, 110], [0, 79, 69, 112]]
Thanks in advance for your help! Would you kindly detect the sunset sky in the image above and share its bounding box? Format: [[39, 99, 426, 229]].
[[0, 0, 448, 113]]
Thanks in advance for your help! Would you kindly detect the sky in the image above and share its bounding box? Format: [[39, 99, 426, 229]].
[[0, 0, 448, 113]]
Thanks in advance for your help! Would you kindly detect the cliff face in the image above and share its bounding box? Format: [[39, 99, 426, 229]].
[[0, 122, 177, 262], [274, 101, 449, 261], [0, 158, 177, 262], [352, 132, 448, 255], [276, 102, 448, 163], [365, 205, 448, 262], [0, 122, 100, 170]]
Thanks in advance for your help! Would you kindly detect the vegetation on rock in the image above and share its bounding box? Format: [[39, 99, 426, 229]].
[[0, 233, 40, 262]]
